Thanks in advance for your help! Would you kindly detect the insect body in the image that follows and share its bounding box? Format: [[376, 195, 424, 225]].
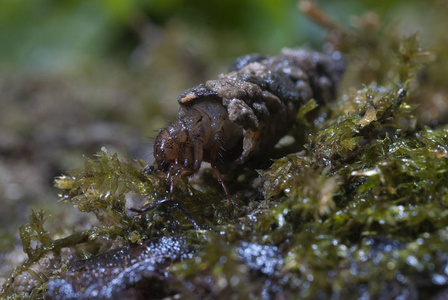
[[153, 48, 345, 199]]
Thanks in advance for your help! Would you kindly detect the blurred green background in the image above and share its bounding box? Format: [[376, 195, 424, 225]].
[[0, 0, 427, 73], [0, 0, 440, 272]]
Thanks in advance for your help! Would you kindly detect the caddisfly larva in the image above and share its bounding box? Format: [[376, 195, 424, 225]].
[[151, 48, 345, 202]]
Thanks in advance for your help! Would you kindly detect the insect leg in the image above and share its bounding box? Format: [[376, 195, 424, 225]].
[[169, 168, 202, 227], [170, 201, 200, 229], [192, 139, 204, 171], [128, 198, 171, 213], [169, 167, 184, 195], [129, 198, 200, 229], [211, 165, 234, 208]]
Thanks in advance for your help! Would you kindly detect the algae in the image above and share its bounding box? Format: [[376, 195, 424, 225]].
[[3, 2, 448, 299]]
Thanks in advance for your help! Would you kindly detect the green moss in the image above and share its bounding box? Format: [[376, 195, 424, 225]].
[[168, 29, 447, 298], [19, 210, 53, 261]]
